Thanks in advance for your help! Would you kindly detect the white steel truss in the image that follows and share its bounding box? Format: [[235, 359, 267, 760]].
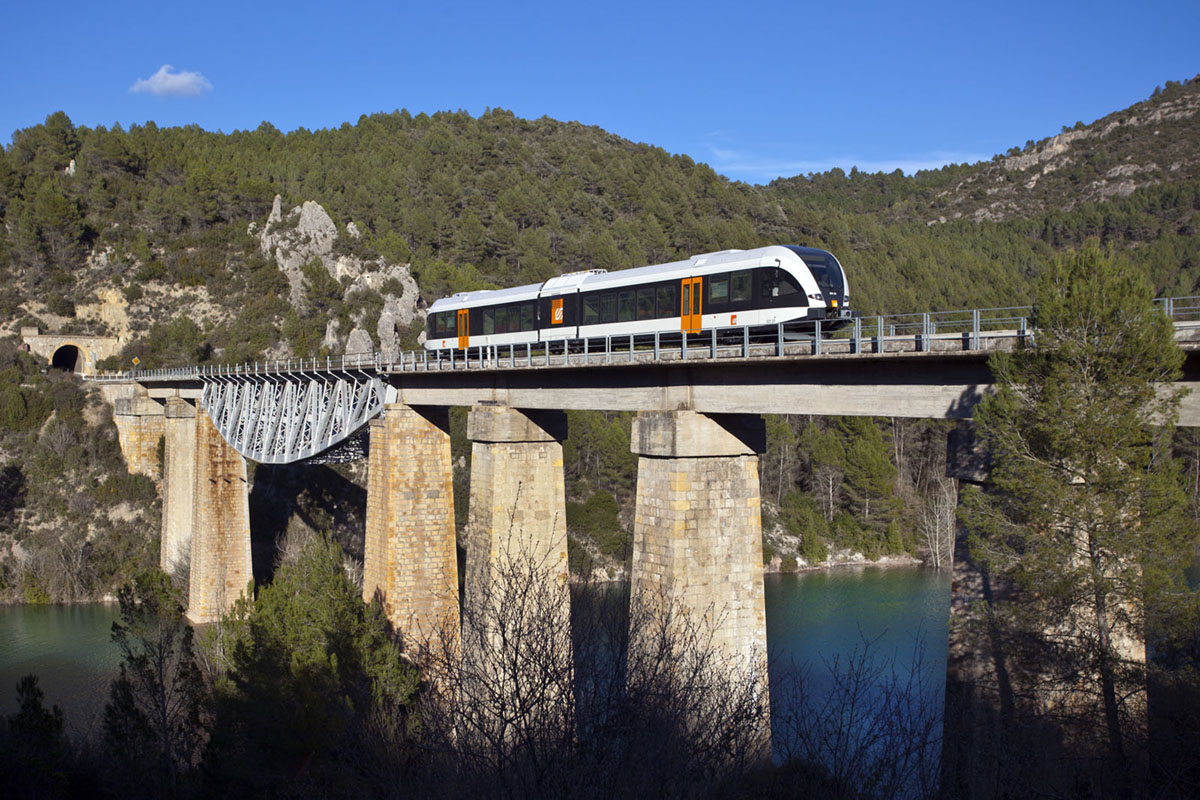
[[200, 371, 393, 464]]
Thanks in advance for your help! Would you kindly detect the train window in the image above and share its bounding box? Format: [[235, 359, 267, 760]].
[[600, 293, 616, 323], [731, 271, 752, 302], [521, 303, 535, 331], [637, 288, 655, 320], [657, 285, 675, 317], [444, 313, 456, 335], [618, 290, 635, 322], [483, 309, 495, 334], [583, 295, 600, 325], [761, 268, 801, 298], [708, 276, 729, 306]]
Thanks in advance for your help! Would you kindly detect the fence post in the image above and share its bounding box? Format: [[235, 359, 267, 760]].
[[743, 325, 749, 358], [776, 323, 784, 357], [852, 317, 862, 354], [814, 320, 822, 355], [654, 331, 661, 361]]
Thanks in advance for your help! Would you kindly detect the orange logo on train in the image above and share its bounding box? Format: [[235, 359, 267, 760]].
[[551, 298, 564, 324]]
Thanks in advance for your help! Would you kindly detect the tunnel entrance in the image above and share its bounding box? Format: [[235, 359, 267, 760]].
[[51, 345, 82, 372]]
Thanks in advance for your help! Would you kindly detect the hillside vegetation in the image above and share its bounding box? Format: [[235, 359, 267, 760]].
[[1, 75, 1198, 596]]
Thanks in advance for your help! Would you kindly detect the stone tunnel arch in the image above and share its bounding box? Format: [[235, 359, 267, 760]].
[[51, 344, 84, 373]]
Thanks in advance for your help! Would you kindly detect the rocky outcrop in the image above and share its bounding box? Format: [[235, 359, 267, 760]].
[[249, 196, 423, 356]]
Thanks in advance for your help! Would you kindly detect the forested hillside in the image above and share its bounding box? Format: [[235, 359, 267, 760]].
[[1, 75, 1198, 597]]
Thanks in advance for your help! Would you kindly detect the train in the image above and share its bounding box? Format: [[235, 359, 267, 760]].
[[423, 245, 857, 351]]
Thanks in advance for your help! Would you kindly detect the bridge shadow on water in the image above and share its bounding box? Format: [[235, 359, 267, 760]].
[[247, 463, 368, 586]]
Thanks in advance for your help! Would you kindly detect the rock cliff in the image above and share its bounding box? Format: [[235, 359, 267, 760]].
[[249, 196, 423, 356]]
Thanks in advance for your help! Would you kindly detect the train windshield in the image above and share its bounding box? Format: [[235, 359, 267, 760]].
[[786, 247, 845, 298]]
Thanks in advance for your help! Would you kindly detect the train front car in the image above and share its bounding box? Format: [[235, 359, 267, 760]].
[[778, 245, 857, 330]]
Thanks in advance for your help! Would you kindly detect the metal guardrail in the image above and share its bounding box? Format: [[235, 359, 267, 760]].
[[87, 297, 1200, 383]]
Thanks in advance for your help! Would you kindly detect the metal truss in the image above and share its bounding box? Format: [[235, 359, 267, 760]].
[[200, 371, 394, 464]]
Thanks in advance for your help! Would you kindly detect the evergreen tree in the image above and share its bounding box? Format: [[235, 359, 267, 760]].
[[962, 243, 1199, 791], [103, 570, 208, 798], [0, 675, 69, 799], [839, 416, 896, 523], [208, 534, 418, 792]]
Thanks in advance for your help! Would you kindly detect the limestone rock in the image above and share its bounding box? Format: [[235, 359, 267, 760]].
[[345, 327, 374, 356], [252, 195, 426, 355], [322, 318, 340, 352]]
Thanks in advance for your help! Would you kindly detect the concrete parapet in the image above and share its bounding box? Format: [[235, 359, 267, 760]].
[[160, 397, 197, 575], [629, 410, 770, 753], [362, 404, 459, 658], [187, 409, 252, 624]]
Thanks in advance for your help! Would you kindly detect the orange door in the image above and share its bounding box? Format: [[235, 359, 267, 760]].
[[680, 277, 702, 333], [457, 309, 470, 349]]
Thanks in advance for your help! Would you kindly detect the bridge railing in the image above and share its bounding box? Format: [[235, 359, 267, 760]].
[[85, 296, 1200, 382]]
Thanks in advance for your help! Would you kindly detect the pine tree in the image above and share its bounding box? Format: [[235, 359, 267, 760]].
[[961, 243, 1199, 791], [103, 570, 208, 798]]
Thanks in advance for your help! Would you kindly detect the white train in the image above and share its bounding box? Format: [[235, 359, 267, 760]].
[[423, 245, 856, 350]]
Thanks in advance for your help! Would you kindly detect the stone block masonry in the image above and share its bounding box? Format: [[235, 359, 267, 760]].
[[629, 410, 770, 756], [464, 405, 570, 603], [463, 405, 571, 735], [111, 393, 166, 478], [362, 404, 459, 659], [160, 397, 196, 575], [187, 409, 252, 624]]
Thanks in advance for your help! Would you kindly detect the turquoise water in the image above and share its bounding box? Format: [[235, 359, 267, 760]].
[[0, 567, 952, 743], [765, 567, 950, 691]]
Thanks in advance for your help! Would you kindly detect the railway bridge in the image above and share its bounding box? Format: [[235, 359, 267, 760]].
[[90, 303, 1200, 753]]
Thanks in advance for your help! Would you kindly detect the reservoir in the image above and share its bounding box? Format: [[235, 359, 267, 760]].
[[0, 566, 951, 746]]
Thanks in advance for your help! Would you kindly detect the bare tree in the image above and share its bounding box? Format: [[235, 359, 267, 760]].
[[409, 534, 772, 799], [919, 479, 956, 570]]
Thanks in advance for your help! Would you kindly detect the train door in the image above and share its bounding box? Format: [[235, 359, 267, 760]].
[[457, 309, 470, 349], [680, 277, 702, 334]]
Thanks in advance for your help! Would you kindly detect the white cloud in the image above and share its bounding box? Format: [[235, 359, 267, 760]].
[[708, 146, 991, 183], [130, 65, 213, 98]]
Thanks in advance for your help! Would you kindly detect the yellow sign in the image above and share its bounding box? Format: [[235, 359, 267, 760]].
[[132, 357, 140, 365], [551, 298, 564, 324]]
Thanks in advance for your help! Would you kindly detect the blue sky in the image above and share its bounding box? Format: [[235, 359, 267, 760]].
[[3, 0, 1197, 184]]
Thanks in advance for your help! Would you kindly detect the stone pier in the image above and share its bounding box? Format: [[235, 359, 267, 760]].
[[465, 405, 569, 598], [362, 404, 459, 657], [463, 405, 571, 730], [160, 397, 197, 575], [186, 409, 252, 624], [111, 392, 166, 478], [628, 410, 769, 729]]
